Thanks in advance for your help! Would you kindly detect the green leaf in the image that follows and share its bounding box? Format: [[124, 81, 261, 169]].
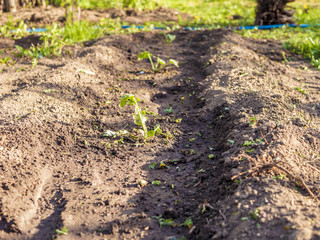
[[169, 59, 179, 68], [119, 97, 128, 107], [154, 124, 162, 134], [165, 34, 176, 43], [157, 57, 166, 65], [148, 162, 157, 169], [56, 226, 68, 235], [147, 130, 155, 138], [164, 107, 172, 114], [138, 51, 152, 60], [181, 218, 193, 228], [152, 180, 161, 185]]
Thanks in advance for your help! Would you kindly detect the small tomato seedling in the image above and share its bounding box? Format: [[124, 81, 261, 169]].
[[137, 51, 179, 72], [120, 94, 161, 140]]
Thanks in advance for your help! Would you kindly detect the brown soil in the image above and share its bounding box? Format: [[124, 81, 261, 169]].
[[1, 10, 320, 240]]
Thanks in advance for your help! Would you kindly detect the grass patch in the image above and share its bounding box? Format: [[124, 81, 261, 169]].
[[1, 0, 319, 68], [238, 26, 320, 69]]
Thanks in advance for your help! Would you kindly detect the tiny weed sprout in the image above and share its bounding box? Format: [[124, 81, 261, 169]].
[[137, 51, 179, 72], [56, 226, 68, 235], [295, 87, 308, 95], [249, 116, 257, 126], [164, 107, 173, 114], [152, 216, 175, 228], [148, 162, 157, 169], [249, 209, 260, 221], [163, 33, 176, 44], [120, 94, 161, 140], [0, 57, 11, 65], [180, 218, 193, 228], [152, 180, 161, 185]]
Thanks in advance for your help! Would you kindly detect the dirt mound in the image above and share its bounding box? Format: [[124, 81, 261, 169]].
[[0, 29, 319, 240]]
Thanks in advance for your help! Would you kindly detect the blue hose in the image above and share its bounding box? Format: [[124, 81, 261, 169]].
[[15, 23, 320, 33]]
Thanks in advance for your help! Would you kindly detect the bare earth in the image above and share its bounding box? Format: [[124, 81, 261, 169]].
[[0, 8, 320, 240]]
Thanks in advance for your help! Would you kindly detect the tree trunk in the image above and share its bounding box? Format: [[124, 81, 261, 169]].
[[3, 0, 17, 12], [255, 0, 295, 25]]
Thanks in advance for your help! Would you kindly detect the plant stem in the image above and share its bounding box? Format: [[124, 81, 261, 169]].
[[133, 98, 148, 139], [148, 55, 155, 71]]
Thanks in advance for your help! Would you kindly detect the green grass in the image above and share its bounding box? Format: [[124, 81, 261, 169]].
[[159, 0, 320, 69], [238, 26, 320, 69], [1, 0, 319, 69]]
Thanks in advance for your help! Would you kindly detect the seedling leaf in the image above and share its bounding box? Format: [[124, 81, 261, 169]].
[[56, 226, 68, 235], [169, 59, 179, 68], [157, 57, 166, 65], [180, 218, 193, 228], [138, 51, 152, 60], [147, 130, 155, 138]]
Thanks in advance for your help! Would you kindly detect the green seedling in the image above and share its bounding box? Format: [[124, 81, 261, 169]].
[[0, 57, 11, 65], [137, 51, 179, 72], [164, 107, 173, 114], [164, 33, 176, 44], [295, 87, 308, 95], [249, 209, 260, 221], [152, 180, 161, 185], [228, 140, 235, 144], [243, 138, 263, 147], [152, 216, 175, 228], [159, 160, 170, 169], [120, 94, 161, 140], [148, 162, 157, 169], [272, 173, 286, 180], [189, 138, 196, 143], [281, 51, 289, 63], [168, 159, 179, 164], [249, 116, 257, 126], [56, 226, 68, 235], [208, 154, 214, 159], [180, 218, 193, 228]]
